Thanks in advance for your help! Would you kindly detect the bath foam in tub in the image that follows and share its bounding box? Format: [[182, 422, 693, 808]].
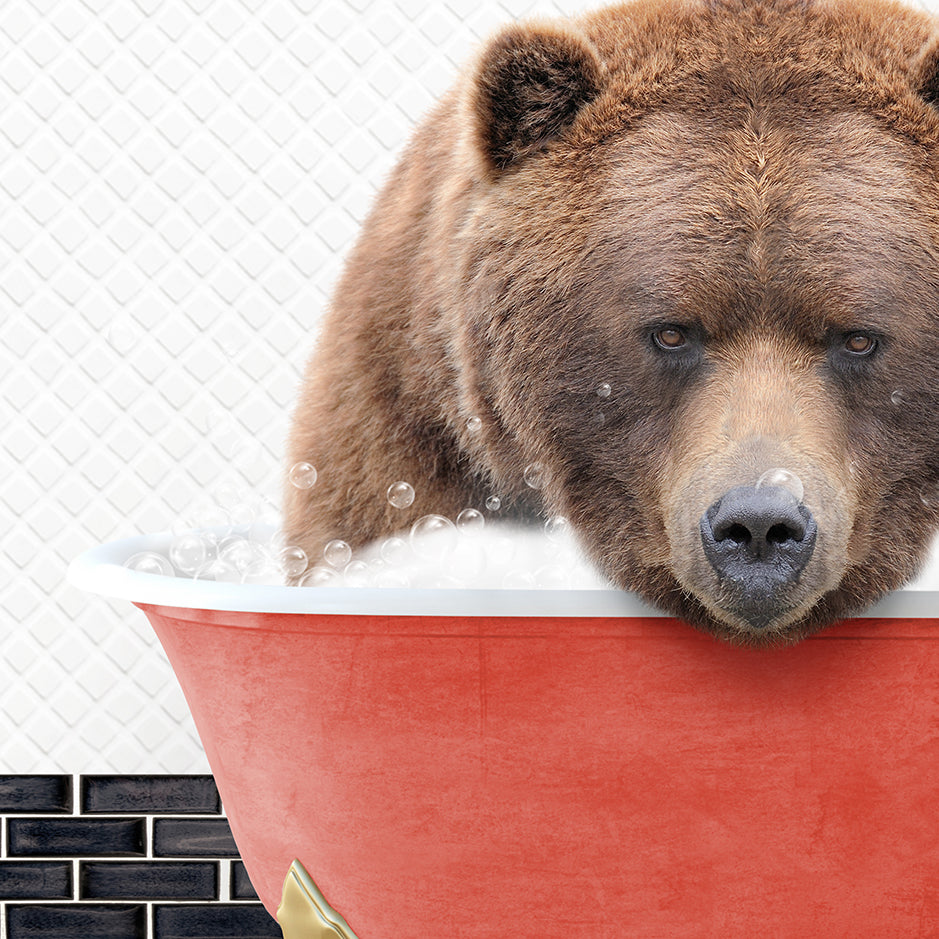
[[124, 502, 613, 592]]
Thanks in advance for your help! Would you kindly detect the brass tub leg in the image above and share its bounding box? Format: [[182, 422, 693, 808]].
[[277, 860, 360, 938]]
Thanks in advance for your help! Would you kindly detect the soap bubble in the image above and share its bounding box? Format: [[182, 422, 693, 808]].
[[890, 390, 905, 407], [170, 533, 208, 574], [524, 462, 545, 490], [596, 382, 612, 398], [289, 462, 318, 490], [184, 495, 230, 536], [124, 552, 174, 576], [755, 467, 804, 503], [193, 559, 240, 583], [386, 481, 415, 509], [342, 560, 371, 587], [299, 566, 339, 587], [323, 539, 352, 569], [279, 545, 308, 578], [428, 573, 465, 589], [213, 479, 247, 510], [206, 410, 243, 459], [544, 516, 570, 541], [249, 498, 281, 544], [228, 501, 256, 527], [376, 569, 411, 588], [241, 558, 283, 585], [380, 536, 410, 565], [536, 565, 570, 589], [485, 495, 502, 512], [410, 514, 458, 559], [456, 508, 485, 532], [466, 416, 482, 433], [218, 537, 262, 572], [503, 569, 537, 589]]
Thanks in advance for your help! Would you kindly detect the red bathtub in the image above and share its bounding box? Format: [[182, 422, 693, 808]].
[[69, 531, 939, 938]]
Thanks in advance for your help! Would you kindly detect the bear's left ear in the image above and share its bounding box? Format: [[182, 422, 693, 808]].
[[468, 21, 605, 178], [912, 35, 939, 108]]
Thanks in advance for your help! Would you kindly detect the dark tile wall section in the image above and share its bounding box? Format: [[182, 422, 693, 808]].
[[0, 863, 72, 899], [231, 862, 260, 901], [0, 776, 279, 939], [154, 905, 281, 938], [7, 903, 147, 939], [82, 776, 222, 815], [0, 776, 72, 814], [9, 817, 147, 856], [153, 818, 239, 857], [80, 861, 219, 901]]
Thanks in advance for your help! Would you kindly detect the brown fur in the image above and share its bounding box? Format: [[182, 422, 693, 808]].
[[286, 0, 939, 644]]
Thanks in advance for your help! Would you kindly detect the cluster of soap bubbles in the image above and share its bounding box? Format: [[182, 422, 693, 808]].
[[123, 460, 604, 590], [123, 479, 292, 585], [312, 511, 602, 590]]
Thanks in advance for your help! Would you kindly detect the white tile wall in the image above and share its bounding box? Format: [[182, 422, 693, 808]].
[[3, 0, 938, 772], [0, 0, 603, 773]]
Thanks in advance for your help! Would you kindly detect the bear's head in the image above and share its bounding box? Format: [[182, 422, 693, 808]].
[[442, 0, 939, 643]]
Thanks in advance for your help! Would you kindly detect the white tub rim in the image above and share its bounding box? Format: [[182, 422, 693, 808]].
[[66, 528, 939, 620]]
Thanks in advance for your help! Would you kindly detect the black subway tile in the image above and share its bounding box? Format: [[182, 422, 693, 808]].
[[0, 775, 72, 814], [153, 904, 281, 938], [231, 861, 259, 900], [8, 817, 146, 857], [0, 862, 72, 899], [153, 817, 239, 857], [80, 861, 218, 901], [7, 904, 146, 939], [81, 775, 221, 814]]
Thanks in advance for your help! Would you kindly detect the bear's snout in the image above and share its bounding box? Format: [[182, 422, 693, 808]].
[[700, 486, 818, 629]]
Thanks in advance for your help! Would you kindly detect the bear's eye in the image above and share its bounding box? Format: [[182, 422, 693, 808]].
[[653, 327, 687, 350], [843, 332, 877, 356]]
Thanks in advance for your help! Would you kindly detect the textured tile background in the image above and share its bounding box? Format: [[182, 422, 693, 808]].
[[3, 0, 939, 775], [1, 0, 602, 774]]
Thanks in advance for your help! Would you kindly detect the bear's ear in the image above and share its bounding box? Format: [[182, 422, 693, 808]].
[[468, 22, 605, 177], [912, 35, 939, 109]]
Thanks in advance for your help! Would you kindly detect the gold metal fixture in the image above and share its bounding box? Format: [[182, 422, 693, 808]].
[[277, 859, 360, 939]]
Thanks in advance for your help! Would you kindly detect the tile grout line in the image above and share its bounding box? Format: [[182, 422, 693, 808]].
[[74, 773, 80, 906], [1, 807, 4, 939], [219, 857, 231, 902], [147, 813, 154, 939]]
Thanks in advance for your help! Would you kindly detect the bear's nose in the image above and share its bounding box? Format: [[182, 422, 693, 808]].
[[699, 485, 818, 629]]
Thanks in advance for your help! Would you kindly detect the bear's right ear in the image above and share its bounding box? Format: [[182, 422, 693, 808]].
[[468, 22, 605, 178], [912, 34, 939, 109]]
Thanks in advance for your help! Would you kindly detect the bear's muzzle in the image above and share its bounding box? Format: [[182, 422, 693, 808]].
[[700, 485, 818, 629]]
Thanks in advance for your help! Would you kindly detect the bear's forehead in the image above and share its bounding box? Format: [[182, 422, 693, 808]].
[[572, 106, 939, 341]]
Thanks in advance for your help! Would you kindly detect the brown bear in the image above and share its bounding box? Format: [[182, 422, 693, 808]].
[[285, 0, 939, 645]]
